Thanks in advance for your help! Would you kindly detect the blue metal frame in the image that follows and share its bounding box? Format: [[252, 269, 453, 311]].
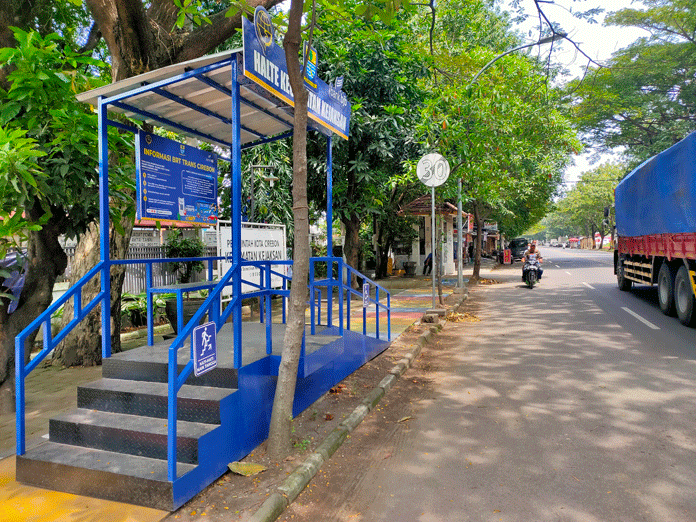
[[14, 50, 392, 506]]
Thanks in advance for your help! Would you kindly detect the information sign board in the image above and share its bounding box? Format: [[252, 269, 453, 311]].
[[217, 222, 287, 296], [136, 131, 218, 225], [193, 322, 217, 377], [242, 9, 350, 140]]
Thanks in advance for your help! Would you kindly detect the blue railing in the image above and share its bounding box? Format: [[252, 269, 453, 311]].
[[309, 257, 391, 342], [15, 254, 389, 484], [15, 261, 106, 455]]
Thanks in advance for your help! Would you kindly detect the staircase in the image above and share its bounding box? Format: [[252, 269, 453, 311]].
[[15, 341, 238, 511], [14, 323, 356, 511]]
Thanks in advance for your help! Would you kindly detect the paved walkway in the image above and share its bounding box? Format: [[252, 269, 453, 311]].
[[0, 268, 485, 521]]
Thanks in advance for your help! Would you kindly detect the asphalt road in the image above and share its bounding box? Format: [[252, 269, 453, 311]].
[[289, 248, 696, 521]]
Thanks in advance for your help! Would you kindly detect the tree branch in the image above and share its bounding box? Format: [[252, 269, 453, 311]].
[[175, 0, 284, 63]]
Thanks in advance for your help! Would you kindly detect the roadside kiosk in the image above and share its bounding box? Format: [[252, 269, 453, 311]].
[[14, 10, 391, 510]]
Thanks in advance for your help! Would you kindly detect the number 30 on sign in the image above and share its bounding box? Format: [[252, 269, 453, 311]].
[[417, 153, 450, 187]]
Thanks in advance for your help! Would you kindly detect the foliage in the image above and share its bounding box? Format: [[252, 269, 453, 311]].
[[548, 162, 624, 239], [121, 291, 169, 327], [420, 42, 579, 240], [567, 0, 696, 166], [219, 139, 300, 247], [0, 28, 133, 239], [164, 231, 206, 284]]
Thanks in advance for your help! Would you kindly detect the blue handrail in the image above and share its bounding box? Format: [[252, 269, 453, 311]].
[[15, 261, 105, 455], [309, 257, 391, 341], [163, 258, 292, 481]]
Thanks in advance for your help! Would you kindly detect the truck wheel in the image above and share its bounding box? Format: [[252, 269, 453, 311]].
[[674, 266, 696, 326], [617, 261, 632, 291], [658, 263, 676, 316]]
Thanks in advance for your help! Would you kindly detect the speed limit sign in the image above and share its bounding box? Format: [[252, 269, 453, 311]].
[[417, 153, 450, 187]]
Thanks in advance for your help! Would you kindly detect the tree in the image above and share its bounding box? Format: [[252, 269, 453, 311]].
[[568, 0, 696, 166], [0, 28, 131, 410], [553, 162, 623, 247], [266, 0, 311, 461], [306, 10, 428, 286]]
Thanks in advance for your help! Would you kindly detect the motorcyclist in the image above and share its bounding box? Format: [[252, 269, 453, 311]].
[[522, 242, 543, 281]]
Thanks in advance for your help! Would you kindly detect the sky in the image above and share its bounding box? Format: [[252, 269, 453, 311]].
[[500, 0, 651, 184]]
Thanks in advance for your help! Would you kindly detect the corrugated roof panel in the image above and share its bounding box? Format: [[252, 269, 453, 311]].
[[75, 50, 296, 147]]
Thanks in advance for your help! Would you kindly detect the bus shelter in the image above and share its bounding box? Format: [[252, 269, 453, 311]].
[[15, 12, 392, 510]]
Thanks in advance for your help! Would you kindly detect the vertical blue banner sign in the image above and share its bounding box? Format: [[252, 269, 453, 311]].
[[242, 9, 351, 140], [136, 130, 218, 225], [193, 322, 217, 376]]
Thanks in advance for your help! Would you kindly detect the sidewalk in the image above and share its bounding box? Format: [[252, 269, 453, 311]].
[[0, 265, 493, 521]]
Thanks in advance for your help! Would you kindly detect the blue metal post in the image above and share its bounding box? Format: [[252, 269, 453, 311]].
[[310, 262, 315, 335], [15, 337, 25, 454], [146, 263, 154, 346], [326, 136, 333, 261], [387, 292, 391, 340], [259, 268, 265, 323], [167, 348, 178, 481], [265, 264, 272, 355], [326, 137, 333, 328], [346, 266, 351, 331], [231, 59, 243, 369], [338, 258, 344, 335], [98, 98, 112, 359], [363, 299, 367, 336], [375, 287, 380, 340]]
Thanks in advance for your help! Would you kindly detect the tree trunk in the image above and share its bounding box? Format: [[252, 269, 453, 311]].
[[343, 214, 361, 288], [0, 210, 67, 413], [472, 204, 483, 281], [267, 0, 309, 461], [51, 211, 134, 367]]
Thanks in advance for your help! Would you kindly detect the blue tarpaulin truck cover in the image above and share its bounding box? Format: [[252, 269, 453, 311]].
[[615, 131, 696, 238]]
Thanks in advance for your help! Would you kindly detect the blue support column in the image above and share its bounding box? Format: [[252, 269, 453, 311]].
[[146, 263, 154, 346], [326, 136, 333, 258], [98, 98, 112, 359], [231, 59, 243, 368], [326, 136, 333, 328]]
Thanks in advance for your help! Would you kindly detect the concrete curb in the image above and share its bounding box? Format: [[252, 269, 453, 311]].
[[248, 290, 469, 522]]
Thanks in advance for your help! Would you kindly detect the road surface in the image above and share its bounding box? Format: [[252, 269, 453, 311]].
[[279, 248, 696, 522]]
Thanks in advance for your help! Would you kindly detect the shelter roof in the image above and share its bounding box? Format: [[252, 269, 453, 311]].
[[76, 50, 297, 149], [399, 195, 459, 216]]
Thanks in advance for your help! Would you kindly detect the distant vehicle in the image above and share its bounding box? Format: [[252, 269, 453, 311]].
[[615, 131, 696, 326], [509, 238, 528, 260]]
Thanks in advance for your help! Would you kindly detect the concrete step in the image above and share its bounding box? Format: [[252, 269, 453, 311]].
[[16, 442, 195, 510], [103, 352, 238, 389], [77, 378, 233, 424], [50, 408, 217, 464]]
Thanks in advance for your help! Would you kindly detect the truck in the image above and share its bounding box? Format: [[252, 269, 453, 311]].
[[614, 130, 696, 326]]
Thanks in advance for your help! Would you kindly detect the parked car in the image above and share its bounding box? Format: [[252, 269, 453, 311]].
[[508, 238, 529, 260]]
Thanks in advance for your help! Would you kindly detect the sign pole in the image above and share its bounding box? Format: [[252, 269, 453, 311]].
[[431, 185, 436, 309], [457, 177, 463, 288], [417, 153, 450, 310]]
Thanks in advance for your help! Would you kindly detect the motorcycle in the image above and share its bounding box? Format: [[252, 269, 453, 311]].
[[522, 257, 541, 288]]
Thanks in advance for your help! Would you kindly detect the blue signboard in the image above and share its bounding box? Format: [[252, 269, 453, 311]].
[[193, 321, 217, 376], [242, 10, 351, 140], [136, 131, 218, 224]]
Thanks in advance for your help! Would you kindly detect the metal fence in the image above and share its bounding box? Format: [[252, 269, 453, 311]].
[[63, 245, 219, 294]]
